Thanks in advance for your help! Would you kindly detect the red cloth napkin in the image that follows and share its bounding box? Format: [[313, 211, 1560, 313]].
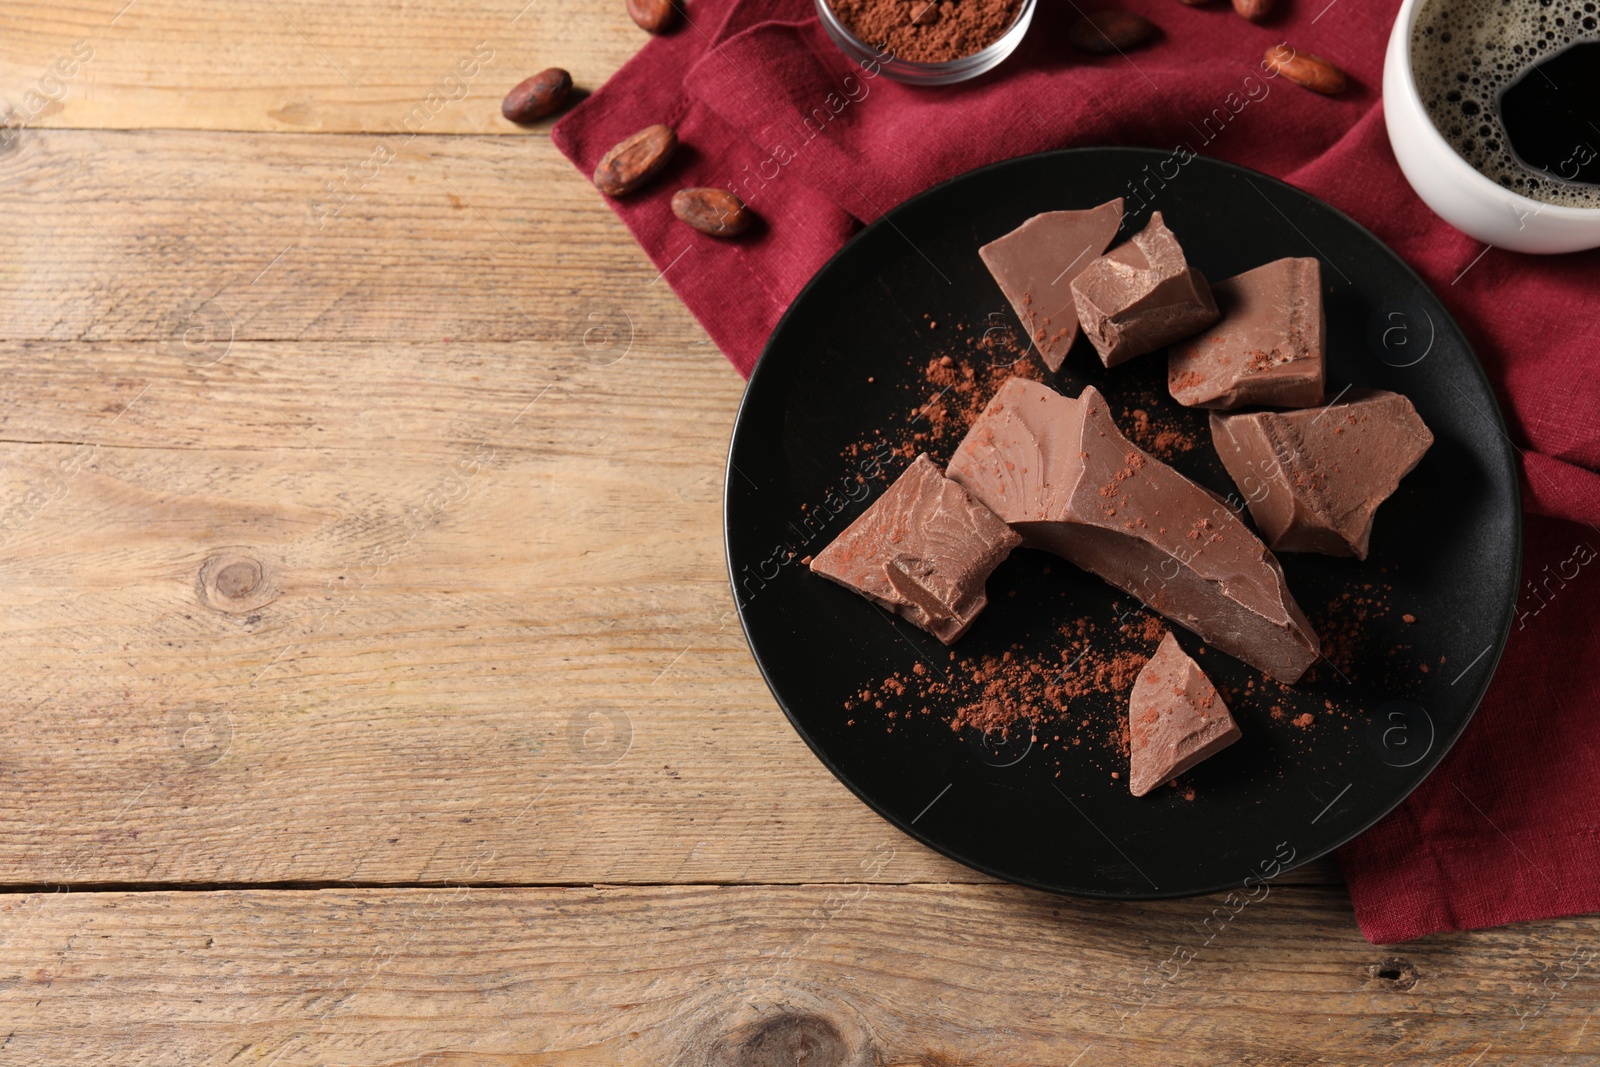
[[554, 0, 1600, 942]]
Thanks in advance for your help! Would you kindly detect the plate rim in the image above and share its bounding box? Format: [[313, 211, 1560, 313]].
[[723, 145, 1524, 899]]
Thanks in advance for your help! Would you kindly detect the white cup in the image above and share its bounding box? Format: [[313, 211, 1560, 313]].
[[1383, 0, 1600, 253]]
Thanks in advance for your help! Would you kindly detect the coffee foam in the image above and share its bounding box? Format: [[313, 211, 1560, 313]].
[[1411, 0, 1600, 208]]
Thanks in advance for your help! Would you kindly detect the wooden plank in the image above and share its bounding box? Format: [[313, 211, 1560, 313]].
[[0, 883, 1591, 1064], [0, 0, 639, 134], [0, 129, 683, 345]]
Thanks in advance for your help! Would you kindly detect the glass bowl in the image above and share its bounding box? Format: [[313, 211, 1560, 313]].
[[814, 0, 1036, 85]]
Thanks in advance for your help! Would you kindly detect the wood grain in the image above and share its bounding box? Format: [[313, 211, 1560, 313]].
[[0, 0, 636, 134], [0, 129, 680, 344], [1, 884, 1595, 1065]]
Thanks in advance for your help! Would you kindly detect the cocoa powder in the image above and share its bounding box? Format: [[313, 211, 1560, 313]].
[[830, 0, 1024, 63], [846, 610, 1162, 753], [839, 326, 1043, 472], [1310, 580, 1395, 677]]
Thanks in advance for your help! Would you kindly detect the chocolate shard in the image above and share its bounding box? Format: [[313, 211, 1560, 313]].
[[1210, 388, 1434, 560], [810, 452, 1021, 644], [948, 378, 1320, 683], [978, 199, 1125, 372], [1070, 211, 1221, 368], [1168, 257, 1326, 409], [1128, 632, 1241, 797]]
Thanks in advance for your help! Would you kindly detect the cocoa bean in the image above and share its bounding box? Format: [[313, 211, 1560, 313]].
[[671, 187, 752, 237], [627, 0, 678, 34], [501, 68, 572, 124], [1264, 43, 1349, 95], [593, 124, 678, 197]]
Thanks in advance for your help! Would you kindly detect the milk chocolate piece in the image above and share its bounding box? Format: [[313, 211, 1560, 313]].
[[1071, 211, 1220, 367], [978, 200, 1125, 372], [810, 453, 1021, 644], [948, 379, 1319, 683], [1168, 257, 1326, 409], [1128, 632, 1241, 796], [1210, 388, 1434, 560]]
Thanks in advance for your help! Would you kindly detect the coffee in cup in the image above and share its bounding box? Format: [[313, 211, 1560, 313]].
[[1411, 0, 1600, 208]]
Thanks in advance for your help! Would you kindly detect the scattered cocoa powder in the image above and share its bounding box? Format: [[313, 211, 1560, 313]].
[[1120, 403, 1199, 461], [910, 345, 1043, 453], [844, 607, 1164, 780], [829, 0, 1024, 63], [842, 330, 1044, 471], [1310, 580, 1395, 677], [841, 313, 1209, 475]]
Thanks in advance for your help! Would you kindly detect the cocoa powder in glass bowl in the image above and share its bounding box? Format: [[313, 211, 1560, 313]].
[[816, 0, 1035, 84]]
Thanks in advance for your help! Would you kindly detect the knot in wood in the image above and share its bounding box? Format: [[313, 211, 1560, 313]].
[[712, 1013, 847, 1067], [197, 550, 276, 614], [214, 560, 261, 599], [1370, 956, 1420, 991]]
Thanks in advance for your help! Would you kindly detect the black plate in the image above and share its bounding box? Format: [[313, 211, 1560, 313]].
[[724, 148, 1520, 899]]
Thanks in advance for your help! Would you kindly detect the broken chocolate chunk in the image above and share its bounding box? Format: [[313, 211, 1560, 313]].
[[810, 453, 1021, 644], [978, 199, 1125, 372], [1210, 388, 1434, 560], [1071, 211, 1220, 367], [1168, 257, 1326, 409], [1128, 632, 1241, 797], [948, 378, 1320, 683]]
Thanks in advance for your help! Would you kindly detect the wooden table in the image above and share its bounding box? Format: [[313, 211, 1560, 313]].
[[0, 3, 1594, 1062]]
